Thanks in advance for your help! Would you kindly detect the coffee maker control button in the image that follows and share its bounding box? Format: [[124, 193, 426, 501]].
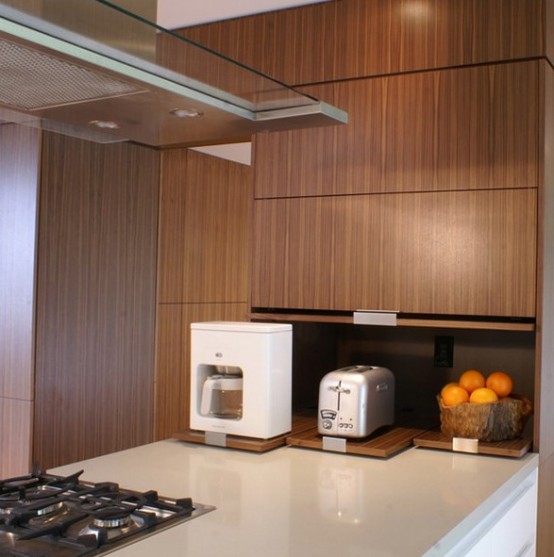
[[321, 419, 333, 430]]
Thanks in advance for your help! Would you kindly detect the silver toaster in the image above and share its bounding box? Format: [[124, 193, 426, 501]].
[[318, 365, 395, 438]]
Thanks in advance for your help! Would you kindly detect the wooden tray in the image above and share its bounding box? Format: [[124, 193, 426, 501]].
[[286, 422, 427, 458], [413, 429, 532, 458], [173, 414, 316, 453]]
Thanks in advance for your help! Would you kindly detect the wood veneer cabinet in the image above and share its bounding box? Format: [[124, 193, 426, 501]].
[[158, 149, 250, 303], [251, 188, 537, 318], [180, 0, 542, 86], [254, 61, 539, 198]]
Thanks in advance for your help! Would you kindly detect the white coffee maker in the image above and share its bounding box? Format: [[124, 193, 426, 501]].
[[190, 321, 292, 439]]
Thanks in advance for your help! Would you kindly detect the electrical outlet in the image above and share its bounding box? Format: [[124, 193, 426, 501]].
[[434, 336, 454, 368]]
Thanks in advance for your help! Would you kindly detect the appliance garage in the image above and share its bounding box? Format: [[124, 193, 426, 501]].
[[0, 470, 214, 557]]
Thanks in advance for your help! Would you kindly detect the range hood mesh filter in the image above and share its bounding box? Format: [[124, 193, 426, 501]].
[[0, 37, 144, 111]]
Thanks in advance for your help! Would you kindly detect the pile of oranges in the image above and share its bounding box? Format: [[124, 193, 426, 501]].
[[440, 369, 514, 407]]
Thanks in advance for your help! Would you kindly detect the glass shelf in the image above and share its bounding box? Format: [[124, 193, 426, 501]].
[[0, 0, 347, 146]]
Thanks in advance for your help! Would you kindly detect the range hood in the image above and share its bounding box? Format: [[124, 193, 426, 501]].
[[0, 0, 347, 147]]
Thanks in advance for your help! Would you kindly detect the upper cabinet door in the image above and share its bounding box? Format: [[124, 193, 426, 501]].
[[251, 188, 537, 318], [158, 149, 251, 304], [254, 62, 539, 198]]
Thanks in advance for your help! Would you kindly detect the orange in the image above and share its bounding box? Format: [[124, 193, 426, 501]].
[[469, 387, 499, 404], [441, 385, 470, 407], [486, 371, 513, 398], [458, 369, 486, 394], [440, 382, 458, 397]]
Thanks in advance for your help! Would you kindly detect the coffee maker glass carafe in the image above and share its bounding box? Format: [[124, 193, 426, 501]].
[[200, 371, 243, 420]]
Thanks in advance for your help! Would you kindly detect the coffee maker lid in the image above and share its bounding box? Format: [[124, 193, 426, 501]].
[[191, 321, 292, 333]]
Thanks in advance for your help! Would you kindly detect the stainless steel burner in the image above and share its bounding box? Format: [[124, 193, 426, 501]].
[[36, 501, 64, 517], [92, 514, 131, 529]]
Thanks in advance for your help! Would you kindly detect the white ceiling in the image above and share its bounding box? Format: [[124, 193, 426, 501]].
[[156, 0, 330, 29]]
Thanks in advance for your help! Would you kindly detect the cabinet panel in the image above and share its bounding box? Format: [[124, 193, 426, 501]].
[[154, 303, 249, 440], [250, 197, 335, 310], [251, 189, 537, 317], [0, 398, 32, 477], [254, 62, 539, 198], [0, 124, 40, 400], [34, 134, 159, 469], [158, 149, 251, 303], [179, 0, 542, 85]]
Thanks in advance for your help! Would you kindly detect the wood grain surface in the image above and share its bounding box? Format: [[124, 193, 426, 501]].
[[0, 398, 32, 477], [0, 124, 40, 476], [536, 60, 554, 557], [286, 424, 427, 458], [0, 124, 40, 401], [251, 188, 537, 317], [547, 0, 554, 64], [158, 149, 251, 303], [178, 0, 543, 85], [254, 61, 539, 198], [412, 429, 532, 458], [33, 134, 160, 469]]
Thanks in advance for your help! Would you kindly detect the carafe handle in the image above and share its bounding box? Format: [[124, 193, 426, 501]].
[[200, 378, 216, 416]]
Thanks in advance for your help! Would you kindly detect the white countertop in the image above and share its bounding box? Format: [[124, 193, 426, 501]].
[[51, 440, 538, 557]]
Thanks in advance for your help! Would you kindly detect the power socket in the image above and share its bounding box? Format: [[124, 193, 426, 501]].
[[434, 336, 454, 368]]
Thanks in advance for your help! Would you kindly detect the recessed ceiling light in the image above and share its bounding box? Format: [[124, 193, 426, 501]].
[[89, 119, 119, 129], [170, 108, 203, 118]]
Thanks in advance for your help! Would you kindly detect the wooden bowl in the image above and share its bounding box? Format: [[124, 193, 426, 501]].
[[438, 394, 533, 442]]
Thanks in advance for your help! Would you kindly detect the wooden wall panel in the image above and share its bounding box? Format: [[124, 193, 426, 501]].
[[34, 134, 159, 469], [254, 61, 540, 198], [535, 62, 554, 556], [0, 124, 40, 476], [534, 63, 553, 456], [158, 149, 251, 303], [537, 452, 554, 555], [252, 189, 537, 317], [0, 398, 32, 477], [179, 0, 543, 85], [154, 302, 249, 440], [547, 0, 554, 64], [0, 124, 40, 400]]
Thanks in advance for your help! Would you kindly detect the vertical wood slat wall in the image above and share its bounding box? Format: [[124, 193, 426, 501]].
[[179, 0, 543, 86], [0, 124, 40, 477], [33, 133, 160, 470], [154, 149, 251, 439]]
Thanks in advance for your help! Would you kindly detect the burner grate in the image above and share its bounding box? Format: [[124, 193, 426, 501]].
[[0, 471, 214, 557]]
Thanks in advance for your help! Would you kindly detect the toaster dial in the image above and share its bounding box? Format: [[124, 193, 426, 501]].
[[321, 419, 333, 430], [320, 409, 337, 430]]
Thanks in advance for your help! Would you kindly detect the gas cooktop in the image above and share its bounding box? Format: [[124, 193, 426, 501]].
[[0, 470, 214, 557]]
